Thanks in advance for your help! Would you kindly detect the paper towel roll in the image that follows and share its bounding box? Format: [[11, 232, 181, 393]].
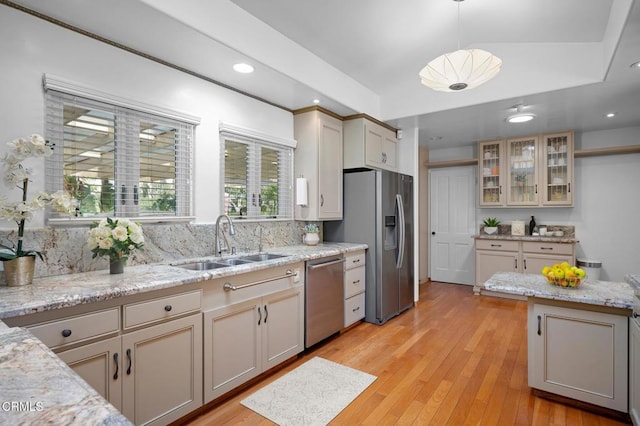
[[296, 177, 308, 206]]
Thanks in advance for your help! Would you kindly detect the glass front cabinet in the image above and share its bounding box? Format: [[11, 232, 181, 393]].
[[478, 131, 574, 207], [479, 140, 505, 206], [542, 132, 573, 206]]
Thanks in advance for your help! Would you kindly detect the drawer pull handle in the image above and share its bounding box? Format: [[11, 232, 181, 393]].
[[352, 306, 360, 312], [164, 305, 172, 312], [523, 259, 527, 270], [537, 315, 542, 336], [490, 244, 502, 247], [61, 329, 72, 338], [352, 259, 360, 264], [540, 247, 554, 250], [126, 349, 132, 375], [514, 258, 518, 269], [264, 305, 268, 324], [113, 353, 119, 380]]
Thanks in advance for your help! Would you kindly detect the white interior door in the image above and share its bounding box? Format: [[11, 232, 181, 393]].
[[429, 166, 476, 285]]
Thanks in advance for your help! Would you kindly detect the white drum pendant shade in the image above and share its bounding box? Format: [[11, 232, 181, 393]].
[[419, 48, 502, 92]]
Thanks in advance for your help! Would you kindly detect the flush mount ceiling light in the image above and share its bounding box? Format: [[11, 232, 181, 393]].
[[605, 112, 617, 118], [630, 61, 640, 69], [233, 63, 254, 74], [419, 0, 502, 92], [507, 105, 536, 123]]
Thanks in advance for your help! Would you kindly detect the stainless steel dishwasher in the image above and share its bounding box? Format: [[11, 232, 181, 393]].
[[305, 255, 344, 348]]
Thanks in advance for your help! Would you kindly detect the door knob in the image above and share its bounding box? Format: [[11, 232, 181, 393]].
[[431, 231, 436, 235]]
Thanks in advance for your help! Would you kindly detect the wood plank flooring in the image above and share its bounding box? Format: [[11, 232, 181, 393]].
[[184, 281, 630, 425]]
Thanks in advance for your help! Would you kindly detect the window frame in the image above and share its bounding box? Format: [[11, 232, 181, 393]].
[[219, 123, 296, 222], [43, 74, 199, 225]]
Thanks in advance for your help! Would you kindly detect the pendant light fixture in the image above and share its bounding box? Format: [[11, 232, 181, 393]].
[[419, 0, 502, 92]]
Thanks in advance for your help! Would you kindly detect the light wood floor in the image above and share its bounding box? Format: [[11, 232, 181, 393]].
[[185, 281, 630, 425]]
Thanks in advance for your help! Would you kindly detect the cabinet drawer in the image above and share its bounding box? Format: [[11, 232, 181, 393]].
[[123, 290, 201, 330], [28, 307, 120, 349], [344, 267, 365, 298], [522, 241, 573, 256], [344, 293, 365, 328], [475, 239, 519, 252], [345, 251, 365, 270]]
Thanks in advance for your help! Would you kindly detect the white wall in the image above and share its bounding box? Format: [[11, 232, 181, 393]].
[[0, 7, 293, 227], [428, 126, 640, 282]]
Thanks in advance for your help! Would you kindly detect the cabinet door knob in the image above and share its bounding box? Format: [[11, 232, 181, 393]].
[[431, 231, 436, 236], [61, 329, 72, 338], [164, 305, 172, 312]]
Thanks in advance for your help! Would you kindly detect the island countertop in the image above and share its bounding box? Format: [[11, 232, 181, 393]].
[[484, 272, 634, 310]]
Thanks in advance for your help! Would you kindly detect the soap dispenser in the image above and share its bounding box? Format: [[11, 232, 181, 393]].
[[529, 216, 536, 236]]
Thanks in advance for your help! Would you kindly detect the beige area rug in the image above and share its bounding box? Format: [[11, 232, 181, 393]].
[[241, 356, 377, 425]]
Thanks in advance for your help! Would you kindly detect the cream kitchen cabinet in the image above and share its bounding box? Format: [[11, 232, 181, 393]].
[[202, 265, 304, 403], [11, 289, 203, 426], [343, 116, 398, 172], [294, 108, 343, 221], [475, 239, 575, 295], [528, 301, 628, 412], [631, 316, 640, 425], [344, 250, 366, 327], [478, 131, 574, 207]]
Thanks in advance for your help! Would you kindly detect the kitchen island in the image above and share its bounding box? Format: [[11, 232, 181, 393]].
[[485, 272, 634, 417], [0, 242, 366, 426]]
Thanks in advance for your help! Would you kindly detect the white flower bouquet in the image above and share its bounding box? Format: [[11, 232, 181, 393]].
[[88, 217, 145, 264], [0, 134, 75, 261]]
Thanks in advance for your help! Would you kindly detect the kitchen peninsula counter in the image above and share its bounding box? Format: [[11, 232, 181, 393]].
[[484, 272, 634, 310], [0, 242, 366, 425]]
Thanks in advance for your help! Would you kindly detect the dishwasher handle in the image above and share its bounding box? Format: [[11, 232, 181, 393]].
[[307, 258, 344, 270]]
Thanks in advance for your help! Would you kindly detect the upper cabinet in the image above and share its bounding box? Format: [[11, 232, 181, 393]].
[[294, 108, 343, 221], [343, 116, 398, 172], [478, 131, 574, 208]]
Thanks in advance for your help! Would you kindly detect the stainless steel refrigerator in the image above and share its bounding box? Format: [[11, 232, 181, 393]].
[[324, 169, 414, 325]]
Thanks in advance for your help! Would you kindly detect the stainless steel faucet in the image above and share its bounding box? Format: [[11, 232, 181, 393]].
[[215, 214, 236, 256]]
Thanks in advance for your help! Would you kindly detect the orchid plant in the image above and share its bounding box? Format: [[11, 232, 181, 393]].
[[0, 134, 75, 261]]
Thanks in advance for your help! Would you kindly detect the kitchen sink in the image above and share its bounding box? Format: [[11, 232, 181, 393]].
[[173, 261, 230, 271], [239, 253, 288, 262], [217, 258, 254, 266]]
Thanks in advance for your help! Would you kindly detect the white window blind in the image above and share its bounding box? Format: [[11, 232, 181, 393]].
[[220, 124, 294, 220], [45, 89, 194, 220]]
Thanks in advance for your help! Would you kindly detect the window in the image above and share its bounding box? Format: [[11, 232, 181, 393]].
[[220, 124, 295, 220], [43, 76, 198, 221]]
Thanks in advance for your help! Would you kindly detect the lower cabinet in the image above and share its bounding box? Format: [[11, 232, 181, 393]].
[[58, 336, 123, 412], [475, 239, 575, 294], [203, 285, 304, 403], [58, 313, 202, 426], [343, 250, 366, 327], [121, 314, 202, 425], [528, 301, 628, 412], [630, 317, 640, 425]]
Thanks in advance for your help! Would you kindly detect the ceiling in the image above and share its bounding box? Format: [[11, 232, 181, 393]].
[[8, 0, 640, 150]]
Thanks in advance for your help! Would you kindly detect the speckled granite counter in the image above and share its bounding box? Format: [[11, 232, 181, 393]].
[[0, 327, 131, 425], [0, 242, 366, 319], [475, 234, 578, 244], [0, 242, 366, 425], [484, 272, 634, 310]]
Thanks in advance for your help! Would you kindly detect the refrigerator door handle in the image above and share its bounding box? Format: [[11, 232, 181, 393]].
[[396, 194, 405, 269]]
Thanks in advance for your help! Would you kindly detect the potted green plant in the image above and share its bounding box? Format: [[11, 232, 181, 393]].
[[482, 217, 501, 235], [0, 134, 75, 286], [303, 223, 320, 246]]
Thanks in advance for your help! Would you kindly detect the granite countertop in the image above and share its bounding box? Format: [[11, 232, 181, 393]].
[[484, 272, 634, 310], [474, 234, 578, 243], [625, 274, 640, 291], [0, 242, 367, 319], [0, 327, 131, 425], [0, 242, 366, 425]]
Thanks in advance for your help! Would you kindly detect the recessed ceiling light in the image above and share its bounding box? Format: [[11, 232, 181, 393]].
[[630, 61, 640, 69], [605, 112, 616, 118], [312, 99, 320, 104], [233, 63, 254, 74]]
